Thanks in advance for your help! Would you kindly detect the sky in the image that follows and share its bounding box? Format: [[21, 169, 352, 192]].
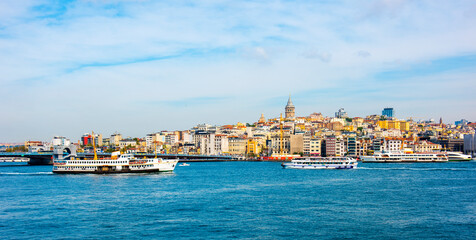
[[1, 0, 475, 142]]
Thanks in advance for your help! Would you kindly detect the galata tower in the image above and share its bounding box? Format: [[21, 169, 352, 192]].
[[285, 95, 295, 119]]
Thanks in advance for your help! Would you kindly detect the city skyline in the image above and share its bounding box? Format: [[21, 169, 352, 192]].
[[1, 0, 475, 142]]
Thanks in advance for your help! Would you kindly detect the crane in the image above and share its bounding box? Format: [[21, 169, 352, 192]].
[[92, 131, 98, 160], [280, 113, 284, 156]]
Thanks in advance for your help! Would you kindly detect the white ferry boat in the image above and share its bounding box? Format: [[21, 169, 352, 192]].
[[53, 153, 178, 174], [361, 152, 448, 163], [281, 157, 358, 169], [446, 152, 472, 161]]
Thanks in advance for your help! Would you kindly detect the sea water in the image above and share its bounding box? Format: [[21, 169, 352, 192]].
[[1, 161, 475, 239]]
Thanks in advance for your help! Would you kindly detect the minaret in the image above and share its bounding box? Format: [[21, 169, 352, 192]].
[[285, 95, 295, 119]]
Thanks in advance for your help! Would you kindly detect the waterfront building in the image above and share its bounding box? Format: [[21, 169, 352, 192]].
[[372, 137, 384, 152], [200, 134, 225, 155], [438, 137, 464, 152], [25, 140, 44, 148], [182, 143, 196, 155], [347, 136, 365, 157], [382, 108, 394, 118], [165, 134, 178, 146], [309, 137, 322, 157], [285, 95, 295, 119], [192, 131, 210, 150], [246, 138, 262, 156], [181, 131, 193, 144], [325, 135, 344, 157], [408, 141, 442, 153], [119, 139, 137, 148], [303, 133, 311, 156], [271, 133, 291, 155], [228, 136, 247, 155], [146, 133, 166, 150], [384, 138, 402, 152], [145, 133, 156, 150], [214, 134, 229, 155], [290, 134, 304, 155], [26, 140, 49, 152]]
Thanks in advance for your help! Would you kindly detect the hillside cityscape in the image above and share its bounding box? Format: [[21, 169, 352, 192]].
[[3, 96, 476, 158]]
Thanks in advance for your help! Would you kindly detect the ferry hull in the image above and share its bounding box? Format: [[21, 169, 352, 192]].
[[53, 168, 174, 174], [282, 156, 358, 170], [361, 158, 448, 163], [282, 163, 357, 169], [448, 159, 472, 162], [361, 153, 448, 163]]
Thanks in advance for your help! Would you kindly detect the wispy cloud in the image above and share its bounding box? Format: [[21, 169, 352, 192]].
[[1, 0, 476, 141], [149, 96, 232, 108], [302, 49, 332, 62]]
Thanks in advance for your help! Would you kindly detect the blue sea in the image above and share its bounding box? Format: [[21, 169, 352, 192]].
[[1, 161, 475, 239]]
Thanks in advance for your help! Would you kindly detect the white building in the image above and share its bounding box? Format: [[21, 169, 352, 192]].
[[146, 133, 166, 150], [309, 138, 321, 156], [165, 134, 178, 145], [52, 136, 71, 146], [119, 139, 136, 148], [182, 131, 193, 144], [384, 139, 402, 152], [200, 134, 229, 155], [110, 133, 123, 146]]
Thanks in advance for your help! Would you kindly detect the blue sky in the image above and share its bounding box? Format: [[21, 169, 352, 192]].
[[1, 0, 475, 142]]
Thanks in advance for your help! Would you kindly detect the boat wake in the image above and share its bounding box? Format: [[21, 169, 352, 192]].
[[358, 167, 476, 171], [0, 172, 53, 175]]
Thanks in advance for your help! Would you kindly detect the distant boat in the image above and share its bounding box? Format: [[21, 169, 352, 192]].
[[446, 152, 472, 161], [179, 163, 190, 166], [361, 151, 447, 163], [282, 157, 357, 169]]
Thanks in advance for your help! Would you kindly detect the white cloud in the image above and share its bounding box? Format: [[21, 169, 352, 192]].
[[357, 50, 371, 58], [0, 0, 476, 141]]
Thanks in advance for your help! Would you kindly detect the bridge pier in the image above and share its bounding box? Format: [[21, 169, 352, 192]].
[[28, 155, 53, 165]]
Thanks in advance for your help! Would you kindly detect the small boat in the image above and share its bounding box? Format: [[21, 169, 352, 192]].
[[361, 151, 448, 163], [446, 152, 472, 161], [179, 163, 190, 166], [282, 157, 357, 169]]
